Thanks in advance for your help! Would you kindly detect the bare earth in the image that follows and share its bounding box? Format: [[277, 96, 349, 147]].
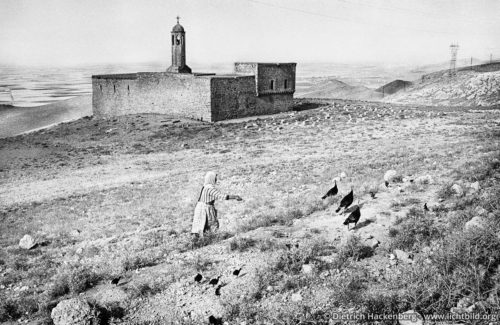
[[0, 99, 499, 324], [0, 95, 92, 139]]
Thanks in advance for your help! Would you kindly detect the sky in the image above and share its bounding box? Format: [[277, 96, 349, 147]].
[[0, 0, 499, 67]]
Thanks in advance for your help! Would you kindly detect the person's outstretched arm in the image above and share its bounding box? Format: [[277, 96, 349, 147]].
[[227, 195, 243, 201]]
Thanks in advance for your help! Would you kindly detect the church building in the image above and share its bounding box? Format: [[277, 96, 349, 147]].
[[92, 18, 296, 122]]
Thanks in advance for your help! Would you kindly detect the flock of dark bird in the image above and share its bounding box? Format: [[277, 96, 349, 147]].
[[322, 181, 361, 230], [192, 267, 245, 324], [106, 175, 437, 325]]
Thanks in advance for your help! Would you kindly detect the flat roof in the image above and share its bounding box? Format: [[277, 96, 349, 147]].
[[235, 62, 297, 66], [92, 73, 138, 79]]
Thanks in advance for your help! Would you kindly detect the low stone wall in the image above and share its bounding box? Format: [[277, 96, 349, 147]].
[[210, 76, 257, 122], [92, 73, 212, 121]]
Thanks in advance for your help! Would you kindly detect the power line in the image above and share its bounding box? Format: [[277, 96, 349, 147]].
[[245, 0, 475, 36], [336, 0, 491, 26]]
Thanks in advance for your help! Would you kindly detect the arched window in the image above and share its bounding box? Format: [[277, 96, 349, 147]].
[[284, 79, 288, 89], [270, 80, 275, 90], [171, 35, 174, 45]]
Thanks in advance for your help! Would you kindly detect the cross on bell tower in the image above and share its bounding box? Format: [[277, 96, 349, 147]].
[[167, 16, 191, 73]]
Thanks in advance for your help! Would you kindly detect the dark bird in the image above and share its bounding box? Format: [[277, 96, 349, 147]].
[[233, 267, 243, 276], [321, 181, 338, 199], [194, 273, 203, 283], [343, 199, 361, 214], [385, 181, 389, 187], [370, 191, 376, 199], [209, 275, 221, 286], [110, 276, 121, 286], [424, 203, 429, 212], [343, 206, 361, 230], [336, 187, 354, 213], [208, 315, 223, 325], [215, 284, 222, 296]]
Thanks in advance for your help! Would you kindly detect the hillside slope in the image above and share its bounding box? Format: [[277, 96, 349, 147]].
[[296, 77, 382, 101], [0, 95, 92, 138], [384, 70, 500, 107], [1, 100, 499, 324]]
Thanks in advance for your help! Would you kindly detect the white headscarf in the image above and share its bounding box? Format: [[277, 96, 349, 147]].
[[204, 171, 217, 187]]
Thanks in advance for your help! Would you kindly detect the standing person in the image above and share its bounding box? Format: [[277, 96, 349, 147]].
[[191, 171, 242, 239]]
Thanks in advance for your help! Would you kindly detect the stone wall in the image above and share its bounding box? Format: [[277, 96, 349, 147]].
[[92, 72, 212, 121], [234, 62, 296, 96], [256, 93, 294, 114], [210, 76, 257, 122], [93, 62, 297, 121], [256, 63, 296, 96]]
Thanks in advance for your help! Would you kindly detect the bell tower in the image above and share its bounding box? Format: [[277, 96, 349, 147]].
[[167, 16, 191, 73]]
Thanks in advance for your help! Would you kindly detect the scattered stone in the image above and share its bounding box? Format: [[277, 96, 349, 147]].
[[301, 264, 314, 274], [266, 286, 274, 292], [451, 184, 464, 197], [51, 298, 101, 325], [331, 176, 341, 183], [457, 297, 474, 309], [70, 229, 81, 237], [19, 235, 36, 250], [339, 172, 347, 179], [475, 206, 488, 216], [291, 293, 302, 302], [470, 181, 480, 192], [389, 254, 396, 260], [415, 175, 434, 184], [421, 246, 432, 255], [384, 170, 400, 182], [398, 310, 423, 325], [365, 238, 380, 249], [394, 249, 413, 264], [465, 216, 486, 231]]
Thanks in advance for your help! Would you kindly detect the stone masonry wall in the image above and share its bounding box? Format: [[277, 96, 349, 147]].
[[93, 62, 297, 121], [210, 76, 257, 122], [256, 64, 296, 96], [92, 73, 212, 121], [256, 93, 294, 114]]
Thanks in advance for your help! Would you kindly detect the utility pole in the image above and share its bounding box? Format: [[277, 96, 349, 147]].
[[449, 43, 459, 77]]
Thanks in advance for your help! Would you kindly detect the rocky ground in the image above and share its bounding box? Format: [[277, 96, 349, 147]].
[[0, 99, 499, 324], [384, 70, 500, 107]]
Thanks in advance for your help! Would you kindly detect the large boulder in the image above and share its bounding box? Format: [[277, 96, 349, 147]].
[[394, 249, 413, 264], [51, 298, 101, 325], [19, 234, 36, 250], [398, 310, 423, 325], [465, 216, 486, 231], [384, 170, 401, 183], [451, 184, 464, 197], [470, 181, 480, 192]]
